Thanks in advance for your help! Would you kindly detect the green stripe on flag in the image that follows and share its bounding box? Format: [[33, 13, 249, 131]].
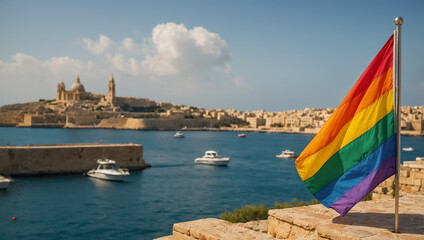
[[304, 110, 395, 195]]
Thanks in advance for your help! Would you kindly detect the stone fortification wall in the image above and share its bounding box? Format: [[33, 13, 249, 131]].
[[66, 115, 101, 126], [0, 111, 23, 126], [22, 114, 66, 125], [16, 114, 66, 127], [97, 117, 218, 130], [0, 143, 149, 176], [303, 127, 320, 134], [97, 118, 128, 128], [373, 159, 424, 199]]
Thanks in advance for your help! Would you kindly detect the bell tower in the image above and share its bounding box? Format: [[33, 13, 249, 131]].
[[57, 82, 65, 101], [107, 73, 115, 105]]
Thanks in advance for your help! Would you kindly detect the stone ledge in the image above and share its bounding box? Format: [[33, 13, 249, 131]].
[[172, 218, 275, 240], [268, 194, 424, 239], [235, 220, 268, 233]]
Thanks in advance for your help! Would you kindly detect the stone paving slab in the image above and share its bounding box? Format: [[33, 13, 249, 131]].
[[268, 194, 424, 239], [172, 218, 275, 240]]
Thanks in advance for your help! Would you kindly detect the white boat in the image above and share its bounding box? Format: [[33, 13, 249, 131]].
[[238, 133, 246, 138], [194, 150, 230, 166], [0, 175, 13, 190], [174, 131, 185, 138], [87, 159, 130, 181], [416, 157, 424, 161], [276, 150, 297, 159], [402, 147, 414, 152]]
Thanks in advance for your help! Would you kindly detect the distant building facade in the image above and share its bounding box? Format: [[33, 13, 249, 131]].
[[57, 75, 93, 101], [56, 74, 156, 108], [107, 74, 116, 105]]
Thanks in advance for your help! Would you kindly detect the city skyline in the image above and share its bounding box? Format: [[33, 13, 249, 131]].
[[1, 0, 423, 111]]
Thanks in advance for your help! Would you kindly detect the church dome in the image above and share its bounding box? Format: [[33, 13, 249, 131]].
[[71, 83, 85, 92], [71, 75, 85, 92]]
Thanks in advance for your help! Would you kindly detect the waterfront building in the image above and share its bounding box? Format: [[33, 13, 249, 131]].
[[246, 117, 266, 128]]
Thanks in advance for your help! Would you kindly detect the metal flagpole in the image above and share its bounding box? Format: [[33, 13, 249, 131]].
[[394, 16, 403, 234]]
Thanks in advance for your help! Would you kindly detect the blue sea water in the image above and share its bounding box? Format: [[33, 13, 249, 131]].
[[0, 128, 423, 239]]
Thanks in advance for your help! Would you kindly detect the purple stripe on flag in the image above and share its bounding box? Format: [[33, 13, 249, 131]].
[[330, 155, 395, 216]]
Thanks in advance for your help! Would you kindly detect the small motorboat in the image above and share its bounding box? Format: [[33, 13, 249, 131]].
[[174, 131, 185, 138], [402, 147, 414, 152], [0, 175, 13, 190], [276, 150, 297, 159], [87, 159, 130, 181], [194, 150, 230, 166], [416, 157, 424, 161], [238, 133, 246, 138]]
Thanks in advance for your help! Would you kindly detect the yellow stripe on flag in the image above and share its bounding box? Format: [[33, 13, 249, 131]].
[[297, 90, 393, 181]]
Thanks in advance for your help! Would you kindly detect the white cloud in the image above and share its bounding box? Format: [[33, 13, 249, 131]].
[[141, 23, 231, 76], [0, 53, 104, 105], [0, 53, 96, 77], [0, 22, 243, 107], [0, 53, 41, 72], [82, 35, 114, 55], [121, 37, 140, 53], [81, 23, 231, 77]]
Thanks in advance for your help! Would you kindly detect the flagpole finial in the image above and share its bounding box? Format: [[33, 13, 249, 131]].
[[394, 17, 403, 25]]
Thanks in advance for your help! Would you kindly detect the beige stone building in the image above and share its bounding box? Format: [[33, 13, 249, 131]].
[[106, 74, 116, 105], [56, 74, 156, 108], [56, 75, 96, 101], [246, 117, 266, 128], [285, 117, 300, 128], [299, 116, 313, 127]]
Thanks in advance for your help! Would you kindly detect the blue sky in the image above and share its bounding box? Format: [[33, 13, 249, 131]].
[[1, 0, 423, 111]]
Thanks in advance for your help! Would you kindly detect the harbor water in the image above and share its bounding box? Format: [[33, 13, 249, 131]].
[[0, 128, 423, 239]]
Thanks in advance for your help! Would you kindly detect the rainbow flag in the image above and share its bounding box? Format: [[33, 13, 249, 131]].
[[295, 35, 396, 216]]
